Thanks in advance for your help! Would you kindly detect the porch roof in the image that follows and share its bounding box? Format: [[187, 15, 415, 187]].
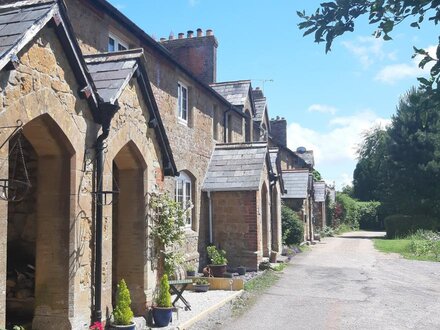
[[202, 142, 267, 192], [84, 49, 141, 104], [282, 170, 310, 199], [314, 181, 326, 202]]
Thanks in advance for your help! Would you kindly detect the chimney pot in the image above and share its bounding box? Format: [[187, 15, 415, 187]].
[[197, 28, 203, 37], [169, 32, 174, 40], [206, 29, 213, 36], [160, 37, 166, 42], [178, 32, 184, 39], [187, 30, 194, 38]]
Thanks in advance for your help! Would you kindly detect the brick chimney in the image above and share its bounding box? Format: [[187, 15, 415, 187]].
[[270, 116, 287, 147], [160, 28, 218, 84]]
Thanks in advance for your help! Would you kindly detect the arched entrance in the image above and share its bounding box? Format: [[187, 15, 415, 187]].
[[112, 141, 147, 315], [261, 183, 270, 257], [5, 114, 74, 329]]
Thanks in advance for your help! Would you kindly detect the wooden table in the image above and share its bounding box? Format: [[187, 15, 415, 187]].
[[168, 279, 193, 311]]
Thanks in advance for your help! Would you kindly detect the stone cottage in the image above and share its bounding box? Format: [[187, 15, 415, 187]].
[[0, 0, 286, 328], [0, 1, 178, 329]]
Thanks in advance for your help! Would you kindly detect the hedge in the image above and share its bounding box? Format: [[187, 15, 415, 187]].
[[384, 214, 440, 238], [282, 205, 304, 245]]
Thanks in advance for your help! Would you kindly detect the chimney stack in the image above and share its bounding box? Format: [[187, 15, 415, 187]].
[[270, 117, 287, 148], [160, 28, 218, 84]]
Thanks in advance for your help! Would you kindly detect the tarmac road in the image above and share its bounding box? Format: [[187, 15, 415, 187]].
[[222, 231, 440, 330]]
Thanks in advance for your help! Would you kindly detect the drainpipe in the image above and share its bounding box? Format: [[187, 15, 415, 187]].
[[207, 191, 213, 244], [223, 107, 232, 143], [93, 102, 119, 323]]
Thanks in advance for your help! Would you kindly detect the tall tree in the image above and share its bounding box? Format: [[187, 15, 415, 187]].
[[297, 1, 440, 94], [353, 126, 389, 202]]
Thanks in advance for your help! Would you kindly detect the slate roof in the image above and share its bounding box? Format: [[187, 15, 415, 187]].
[[210, 80, 251, 107], [252, 88, 266, 122], [295, 150, 315, 167], [0, 1, 56, 64], [314, 181, 326, 202], [202, 142, 267, 191], [84, 49, 142, 104], [282, 170, 310, 199]]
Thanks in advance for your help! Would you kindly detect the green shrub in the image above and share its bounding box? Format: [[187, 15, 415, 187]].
[[156, 274, 172, 308], [358, 201, 382, 230], [319, 226, 334, 237], [335, 193, 360, 229], [207, 245, 228, 265], [113, 279, 134, 325], [384, 215, 440, 238], [282, 205, 304, 245]]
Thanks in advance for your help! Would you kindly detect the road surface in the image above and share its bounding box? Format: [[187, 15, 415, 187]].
[[223, 231, 440, 330]]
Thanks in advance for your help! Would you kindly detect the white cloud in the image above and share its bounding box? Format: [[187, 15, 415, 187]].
[[375, 45, 437, 84], [114, 3, 126, 10], [308, 104, 338, 115], [287, 110, 391, 189], [342, 36, 396, 69]]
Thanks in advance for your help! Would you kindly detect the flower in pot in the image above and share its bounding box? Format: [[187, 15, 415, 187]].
[[186, 264, 196, 277], [193, 278, 210, 292], [110, 279, 135, 330], [207, 245, 228, 277], [152, 274, 174, 327]]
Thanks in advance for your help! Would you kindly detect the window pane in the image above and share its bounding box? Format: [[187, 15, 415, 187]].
[[182, 87, 187, 120], [185, 181, 191, 225], [118, 43, 127, 51], [108, 37, 115, 52]]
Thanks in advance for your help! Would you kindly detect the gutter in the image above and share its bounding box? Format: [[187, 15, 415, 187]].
[[93, 101, 119, 322]]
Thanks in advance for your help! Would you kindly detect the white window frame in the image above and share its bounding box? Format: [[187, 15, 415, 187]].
[[177, 82, 188, 124], [108, 33, 128, 52], [175, 172, 192, 227]]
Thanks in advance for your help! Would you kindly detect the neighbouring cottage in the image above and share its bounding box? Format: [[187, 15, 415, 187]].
[[313, 180, 327, 230], [202, 142, 281, 270], [0, 1, 176, 329]]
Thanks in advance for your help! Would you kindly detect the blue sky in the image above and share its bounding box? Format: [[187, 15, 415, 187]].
[[108, 0, 437, 190]]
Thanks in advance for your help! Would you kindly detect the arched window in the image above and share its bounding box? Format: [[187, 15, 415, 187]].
[[175, 171, 192, 227]]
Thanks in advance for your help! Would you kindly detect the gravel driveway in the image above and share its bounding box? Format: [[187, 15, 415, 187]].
[[201, 231, 440, 330]]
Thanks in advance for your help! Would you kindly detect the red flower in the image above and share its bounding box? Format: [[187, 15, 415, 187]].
[[90, 321, 103, 330]]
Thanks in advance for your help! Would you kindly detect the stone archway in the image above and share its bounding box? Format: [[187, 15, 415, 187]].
[[261, 182, 271, 257], [112, 141, 147, 315], [6, 114, 74, 329]]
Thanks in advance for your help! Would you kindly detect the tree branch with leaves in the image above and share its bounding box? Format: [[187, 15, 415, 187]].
[[297, 1, 440, 93]]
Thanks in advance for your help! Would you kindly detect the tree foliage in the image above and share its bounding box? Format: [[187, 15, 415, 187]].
[[281, 205, 304, 245], [353, 88, 440, 218], [298, 1, 440, 93]]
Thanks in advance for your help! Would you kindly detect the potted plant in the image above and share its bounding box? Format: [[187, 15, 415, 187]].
[[109, 279, 135, 330], [192, 278, 210, 292], [207, 245, 228, 277], [152, 274, 174, 327], [186, 264, 196, 277]]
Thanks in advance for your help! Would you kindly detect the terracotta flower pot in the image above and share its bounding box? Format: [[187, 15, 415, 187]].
[[208, 264, 227, 277]]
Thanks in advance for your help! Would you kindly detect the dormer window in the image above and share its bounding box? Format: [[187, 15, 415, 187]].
[[108, 33, 128, 52]]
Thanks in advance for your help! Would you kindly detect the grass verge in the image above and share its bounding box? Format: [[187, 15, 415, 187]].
[[373, 238, 439, 262]]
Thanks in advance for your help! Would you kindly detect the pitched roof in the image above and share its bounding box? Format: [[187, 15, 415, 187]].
[[282, 170, 310, 199], [295, 150, 315, 167], [202, 142, 267, 191], [85, 49, 141, 104], [210, 80, 251, 107], [0, 0, 98, 113], [85, 48, 177, 175], [314, 181, 326, 202], [251, 88, 266, 122]]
